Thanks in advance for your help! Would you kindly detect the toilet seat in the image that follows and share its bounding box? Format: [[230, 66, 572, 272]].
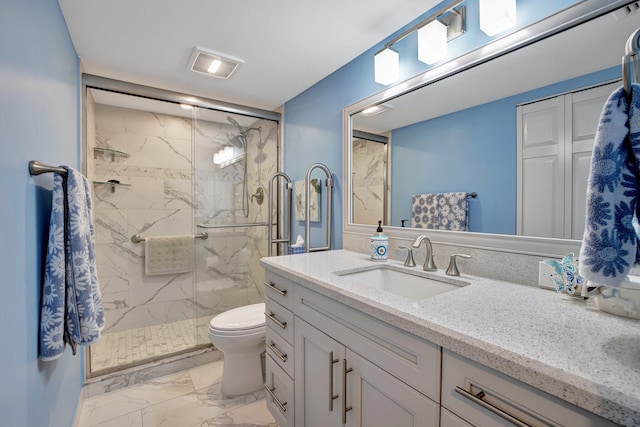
[[209, 302, 265, 332]]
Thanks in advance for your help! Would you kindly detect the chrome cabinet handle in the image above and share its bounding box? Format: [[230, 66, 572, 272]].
[[329, 351, 339, 411], [265, 385, 287, 414], [342, 359, 353, 423], [265, 281, 287, 296], [265, 311, 287, 329], [455, 386, 532, 427], [266, 340, 287, 362]]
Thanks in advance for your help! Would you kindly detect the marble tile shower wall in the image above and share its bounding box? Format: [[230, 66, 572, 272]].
[[352, 137, 385, 226], [193, 117, 278, 344], [90, 104, 196, 334]]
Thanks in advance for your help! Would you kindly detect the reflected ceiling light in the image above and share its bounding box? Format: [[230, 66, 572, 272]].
[[188, 47, 244, 79], [479, 0, 516, 36], [418, 19, 447, 65], [361, 104, 392, 117], [180, 104, 193, 110], [374, 47, 400, 85]]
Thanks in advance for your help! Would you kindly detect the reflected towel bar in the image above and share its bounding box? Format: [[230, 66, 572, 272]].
[[131, 232, 208, 243], [29, 160, 67, 176]]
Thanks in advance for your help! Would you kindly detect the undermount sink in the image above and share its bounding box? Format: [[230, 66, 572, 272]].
[[334, 265, 467, 301]]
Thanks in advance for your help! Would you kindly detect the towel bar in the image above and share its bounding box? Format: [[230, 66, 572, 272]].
[[131, 232, 208, 243], [28, 160, 67, 176]]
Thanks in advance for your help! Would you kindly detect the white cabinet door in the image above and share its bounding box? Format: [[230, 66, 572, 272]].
[[566, 81, 619, 239], [294, 317, 344, 427], [344, 348, 440, 427], [517, 96, 565, 238], [517, 81, 619, 239]]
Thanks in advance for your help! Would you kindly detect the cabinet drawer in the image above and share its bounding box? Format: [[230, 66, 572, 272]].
[[265, 271, 296, 310], [294, 285, 441, 402], [265, 298, 294, 345], [265, 355, 294, 427], [441, 408, 473, 427], [266, 327, 294, 378], [442, 350, 617, 427]]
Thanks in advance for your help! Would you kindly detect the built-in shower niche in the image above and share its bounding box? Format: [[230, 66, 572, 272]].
[[86, 86, 278, 376]]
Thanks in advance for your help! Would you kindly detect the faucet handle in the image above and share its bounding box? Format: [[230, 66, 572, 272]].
[[446, 254, 471, 276], [398, 245, 416, 267]]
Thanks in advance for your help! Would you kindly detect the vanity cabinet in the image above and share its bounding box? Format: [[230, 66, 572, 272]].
[[441, 349, 618, 427], [264, 266, 620, 427], [264, 273, 297, 427]]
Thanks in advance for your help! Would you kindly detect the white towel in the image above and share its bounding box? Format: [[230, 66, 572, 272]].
[[579, 85, 640, 287], [144, 235, 193, 276]]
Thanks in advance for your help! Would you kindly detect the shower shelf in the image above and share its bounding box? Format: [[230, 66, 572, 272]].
[[93, 147, 130, 161], [93, 180, 131, 193]]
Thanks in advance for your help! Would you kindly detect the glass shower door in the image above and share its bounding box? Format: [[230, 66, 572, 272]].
[[192, 108, 279, 345]]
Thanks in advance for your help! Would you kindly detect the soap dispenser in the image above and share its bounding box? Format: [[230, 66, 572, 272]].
[[371, 220, 388, 261]]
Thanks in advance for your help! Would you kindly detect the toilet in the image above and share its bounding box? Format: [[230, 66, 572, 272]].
[[208, 302, 266, 396]]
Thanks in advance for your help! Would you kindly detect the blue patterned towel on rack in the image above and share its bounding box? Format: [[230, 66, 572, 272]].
[[411, 192, 469, 231], [579, 85, 640, 287], [40, 166, 104, 361]]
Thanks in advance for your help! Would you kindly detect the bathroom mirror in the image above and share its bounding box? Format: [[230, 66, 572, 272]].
[[345, 0, 640, 255]]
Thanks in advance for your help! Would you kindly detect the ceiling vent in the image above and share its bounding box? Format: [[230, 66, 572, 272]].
[[613, 2, 640, 20], [188, 47, 244, 79]]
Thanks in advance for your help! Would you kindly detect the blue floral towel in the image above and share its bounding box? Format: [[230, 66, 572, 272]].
[[40, 166, 104, 361], [411, 192, 469, 231], [579, 85, 640, 288]]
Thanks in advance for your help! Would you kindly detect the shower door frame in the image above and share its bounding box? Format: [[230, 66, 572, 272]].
[[80, 74, 283, 379]]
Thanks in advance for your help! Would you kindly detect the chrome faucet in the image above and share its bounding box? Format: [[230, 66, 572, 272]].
[[412, 235, 437, 271]]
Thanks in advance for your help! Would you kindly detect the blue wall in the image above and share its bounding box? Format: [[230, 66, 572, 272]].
[[389, 66, 619, 234], [0, 1, 83, 426], [283, 0, 579, 247]]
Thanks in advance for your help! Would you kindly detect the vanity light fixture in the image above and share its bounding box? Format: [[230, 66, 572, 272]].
[[374, 47, 400, 85], [188, 47, 244, 79], [418, 19, 448, 65], [373, 0, 466, 85], [479, 0, 516, 36]]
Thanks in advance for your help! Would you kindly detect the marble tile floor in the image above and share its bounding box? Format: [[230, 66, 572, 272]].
[[78, 359, 278, 427], [90, 317, 212, 373]]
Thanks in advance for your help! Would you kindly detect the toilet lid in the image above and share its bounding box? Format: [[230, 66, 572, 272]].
[[210, 303, 266, 331]]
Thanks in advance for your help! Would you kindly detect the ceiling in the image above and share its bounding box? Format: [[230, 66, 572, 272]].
[[57, 0, 441, 112]]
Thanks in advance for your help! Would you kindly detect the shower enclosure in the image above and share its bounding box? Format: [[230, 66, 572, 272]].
[[84, 79, 279, 376]]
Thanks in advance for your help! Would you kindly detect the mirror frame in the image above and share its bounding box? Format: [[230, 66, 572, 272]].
[[343, 0, 632, 257]]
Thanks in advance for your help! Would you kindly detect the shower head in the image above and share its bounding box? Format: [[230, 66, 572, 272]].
[[227, 116, 246, 136], [226, 131, 246, 148]]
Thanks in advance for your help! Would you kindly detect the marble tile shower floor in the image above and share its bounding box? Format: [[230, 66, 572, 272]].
[[90, 317, 211, 373], [78, 359, 277, 427]]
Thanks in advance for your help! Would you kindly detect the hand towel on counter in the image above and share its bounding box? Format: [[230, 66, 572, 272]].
[[40, 166, 104, 361], [579, 84, 640, 288], [411, 192, 469, 231], [144, 235, 193, 276]]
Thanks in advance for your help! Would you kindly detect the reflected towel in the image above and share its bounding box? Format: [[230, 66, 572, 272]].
[[144, 235, 193, 276], [411, 192, 469, 231], [40, 166, 104, 361], [579, 85, 640, 287]]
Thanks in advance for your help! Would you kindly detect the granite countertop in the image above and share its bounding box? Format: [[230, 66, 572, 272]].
[[260, 249, 640, 427]]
